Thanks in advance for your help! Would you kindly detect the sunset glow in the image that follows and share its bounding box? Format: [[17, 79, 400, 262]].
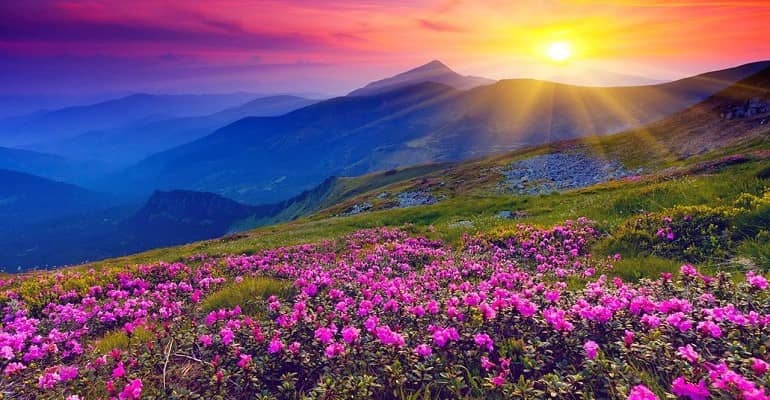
[[0, 1, 769, 94], [546, 42, 573, 63]]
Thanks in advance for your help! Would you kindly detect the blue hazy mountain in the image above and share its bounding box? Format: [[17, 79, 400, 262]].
[[28, 95, 318, 165], [114, 60, 770, 204], [0, 92, 259, 147]]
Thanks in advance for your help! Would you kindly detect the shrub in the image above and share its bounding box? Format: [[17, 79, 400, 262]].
[[201, 276, 293, 315], [606, 205, 739, 263]]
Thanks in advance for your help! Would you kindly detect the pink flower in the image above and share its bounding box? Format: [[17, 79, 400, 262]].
[[220, 327, 234, 345], [324, 343, 345, 358], [415, 344, 432, 357], [680, 264, 698, 277], [268, 337, 284, 354], [314, 326, 335, 344], [628, 384, 658, 400], [491, 373, 506, 386], [677, 344, 699, 364], [199, 334, 212, 347], [752, 358, 769, 376], [584, 340, 599, 360], [237, 354, 252, 369], [118, 378, 143, 400], [474, 333, 494, 352], [3, 362, 25, 376], [696, 320, 722, 338], [288, 341, 301, 354], [341, 326, 360, 344], [747, 271, 768, 290], [112, 362, 125, 378], [624, 330, 635, 347], [671, 377, 709, 400], [481, 356, 495, 371]]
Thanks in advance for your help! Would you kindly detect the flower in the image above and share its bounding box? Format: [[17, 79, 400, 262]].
[[671, 377, 709, 400], [237, 354, 252, 369], [677, 344, 699, 364], [414, 344, 432, 357], [341, 326, 360, 344], [623, 330, 635, 347], [314, 326, 335, 344], [747, 271, 768, 290], [628, 384, 658, 400], [584, 340, 599, 360], [752, 358, 769, 376], [324, 343, 345, 358], [473, 333, 494, 352], [268, 337, 284, 354], [112, 362, 125, 378], [199, 334, 212, 347], [118, 378, 143, 400]]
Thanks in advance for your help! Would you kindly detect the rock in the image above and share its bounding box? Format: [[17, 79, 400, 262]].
[[396, 190, 437, 208], [498, 152, 635, 195], [345, 202, 372, 216], [497, 210, 527, 219], [449, 220, 474, 228]]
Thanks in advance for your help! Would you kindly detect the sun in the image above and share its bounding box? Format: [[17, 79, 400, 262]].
[[546, 41, 572, 62]]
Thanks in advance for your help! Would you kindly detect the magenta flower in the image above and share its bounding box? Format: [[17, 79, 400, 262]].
[[268, 337, 284, 354], [199, 334, 212, 347], [237, 354, 252, 369], [752, 358, 769, 376], [623, 330, 635, 347], [314, 326, 335, 344], [677, 344, 699, 364], [324, 342, 345, 358], [341, 326, 360, 344], [473, 333, 494, 352], [628, 384, 658, 400], [414, 344, 432, 357], [118, 378, 143, 400], [747, 271, 768, 290], [584, 340, 599, 360], [288, 341, 301, 354], [112, 362, 125, 378], [671, 377, 709, 400]]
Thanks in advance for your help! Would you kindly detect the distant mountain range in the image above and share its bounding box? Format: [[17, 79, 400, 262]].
[[114, 60, 770, 204], [348, 60, 495, 96], [0, 169, 113, 227], [28, 95, 317, 165], [0, 92, 259, 147]]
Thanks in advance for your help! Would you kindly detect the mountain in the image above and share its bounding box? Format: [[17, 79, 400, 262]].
[[630, 63, 770, 157], [115, 61, 769, 204], [0, 92, 258, 147], [0, 169, 113, 226], [30, 95, 318, 165], [348, 60, 495, 96]]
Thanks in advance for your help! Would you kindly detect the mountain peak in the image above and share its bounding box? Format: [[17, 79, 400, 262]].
[[348, 60, 494, 97], [412, 59, 452, 72]]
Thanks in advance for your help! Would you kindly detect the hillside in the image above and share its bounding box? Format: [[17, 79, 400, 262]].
[[115, 61, 770, 204]]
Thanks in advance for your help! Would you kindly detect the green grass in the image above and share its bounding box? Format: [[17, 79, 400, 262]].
[[610, 256, 682, 282], [737, 237, 770, 272], [76, 158, 770, 272], [94, 325, 153, 354], [201, 277, 294, 315]]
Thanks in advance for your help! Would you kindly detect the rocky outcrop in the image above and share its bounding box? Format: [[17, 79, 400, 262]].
[[721, 97, 769, 119], [499, 153, 639, 195]]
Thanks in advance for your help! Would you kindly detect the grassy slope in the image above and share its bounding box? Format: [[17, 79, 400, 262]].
[[75, 132, 770, 272]]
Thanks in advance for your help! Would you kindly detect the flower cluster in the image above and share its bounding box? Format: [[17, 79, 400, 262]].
[[0, 221, 768, 399]]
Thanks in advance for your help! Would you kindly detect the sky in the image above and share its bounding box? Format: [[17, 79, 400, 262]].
[[1, 0, 769, 98]]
